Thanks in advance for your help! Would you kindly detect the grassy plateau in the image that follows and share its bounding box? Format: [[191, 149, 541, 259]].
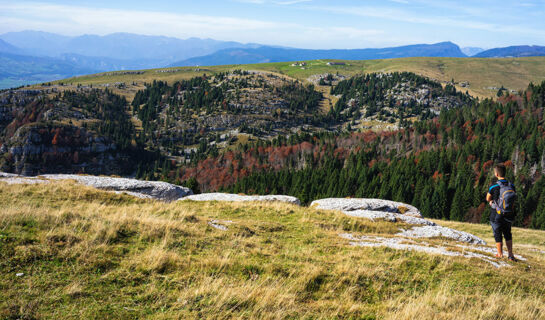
[[46, 56, 545, 100], [1, 181, 545, 319]]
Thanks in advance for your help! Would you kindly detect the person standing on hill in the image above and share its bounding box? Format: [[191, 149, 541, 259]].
[[486, 164, 517, 261]]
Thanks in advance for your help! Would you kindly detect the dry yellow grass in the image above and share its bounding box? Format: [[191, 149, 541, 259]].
[[1, 181, 545, 319]]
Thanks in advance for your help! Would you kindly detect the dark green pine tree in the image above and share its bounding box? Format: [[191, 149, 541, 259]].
[[450, 188, 465, 221], [532, 194, 545, 229], [430, 179, 448, 219]]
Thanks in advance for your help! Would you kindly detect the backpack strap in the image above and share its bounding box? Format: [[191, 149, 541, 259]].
[[494, 180, 507, 213]]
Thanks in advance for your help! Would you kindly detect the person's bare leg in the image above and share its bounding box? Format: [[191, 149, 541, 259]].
[[496, 242, 503, 257], [506, 240, 514, 257]]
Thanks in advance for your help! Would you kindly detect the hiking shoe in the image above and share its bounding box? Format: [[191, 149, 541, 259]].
[[508, 256, 517, 262]]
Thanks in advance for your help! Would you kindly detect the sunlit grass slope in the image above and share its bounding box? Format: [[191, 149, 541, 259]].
[[49, 56, 545, 99], [1, 181, 545, 319]]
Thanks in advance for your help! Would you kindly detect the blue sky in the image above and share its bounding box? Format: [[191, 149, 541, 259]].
[[1, 0, 544, 49]]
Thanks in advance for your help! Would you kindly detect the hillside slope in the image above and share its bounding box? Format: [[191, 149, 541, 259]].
[[53, 56, 545, 99], [170, 42, 466, 67], [1, 180, 544, 319]]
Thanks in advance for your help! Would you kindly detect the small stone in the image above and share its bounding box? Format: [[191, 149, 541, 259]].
[[16, 273, 24, 277]]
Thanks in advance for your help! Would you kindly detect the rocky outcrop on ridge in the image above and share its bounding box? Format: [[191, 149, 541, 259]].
[[0, 172, 301, 204], [181, 192, 301, 205]]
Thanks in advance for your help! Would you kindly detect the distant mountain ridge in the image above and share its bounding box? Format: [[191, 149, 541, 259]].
[[0, 31, 261, 89], [0, 31, 258, 62], [170, 41, 467, 66], [0, 39, 22, 55], [475, 45, 545, 58], [1, 30, 545, 89]]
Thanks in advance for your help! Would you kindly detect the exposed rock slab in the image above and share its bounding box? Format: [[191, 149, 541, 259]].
[[1, 172, 192, 201], [344, 209, 435, 226], [312, 197, 485, 245], [455, 244, 526, 261], [181, 192, 301, 205], [0, 177, 49, 185], [340, 233, 509, 268], [41, 174, 192, 201], [397, 226, 485, 245], [0, 172, 18, 178], [208, 219, 233, 231], [311, 198, 422, 217]]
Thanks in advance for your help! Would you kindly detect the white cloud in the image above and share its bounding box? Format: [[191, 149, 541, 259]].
[[312, 5, 545, 38], [0, 2, 278, 38], [0, 1, 388, 49]]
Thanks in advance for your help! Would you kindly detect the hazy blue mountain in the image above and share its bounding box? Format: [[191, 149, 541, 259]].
[[170, 42, 467, 66], [0, 52, 100, 89], [58, 53, 165, 70], [0, 39, 23, 55], [0, 51, 180, 89], [475, 45, 545, 58], [0, 31, 71, 56], [461, 47, 484, 56], [0, 31, 263, 89], [0, 31, 257, 62]]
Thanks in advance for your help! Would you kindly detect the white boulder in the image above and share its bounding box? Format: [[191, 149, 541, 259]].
[[311, 198, 422, 217], [0, 172, 192, 201], [180, 192, 300, 205], [41, 174, 192, 201], [397, 226, 485, 245]]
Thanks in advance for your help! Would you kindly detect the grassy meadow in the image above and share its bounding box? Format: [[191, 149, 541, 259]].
[[1, 181, 545, 319]]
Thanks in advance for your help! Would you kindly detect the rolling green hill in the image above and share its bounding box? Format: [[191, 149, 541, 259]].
[[48, 56, 545, 100]]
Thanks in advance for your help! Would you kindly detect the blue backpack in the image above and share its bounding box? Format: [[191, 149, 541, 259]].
[[494, 180, 517, 218]]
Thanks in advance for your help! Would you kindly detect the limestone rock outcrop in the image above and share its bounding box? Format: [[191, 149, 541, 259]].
[[41, 174, 193, 201], [0, 172, 192, 201], [181, 192, 301, 205], [311, 198, 422, 217], [311, 197, 485, 245]]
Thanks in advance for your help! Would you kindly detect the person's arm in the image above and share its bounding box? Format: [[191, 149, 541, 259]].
[[486, 192, 495, 206]]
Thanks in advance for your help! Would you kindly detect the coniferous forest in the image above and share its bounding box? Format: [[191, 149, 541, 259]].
[[219, 81, 545, 229]]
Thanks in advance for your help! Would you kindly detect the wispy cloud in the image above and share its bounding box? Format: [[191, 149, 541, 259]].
[[0, 2, 278, 37], [311, 4, 545, 37], [235, 0, 311, 4], [0, 1, 387, 48]]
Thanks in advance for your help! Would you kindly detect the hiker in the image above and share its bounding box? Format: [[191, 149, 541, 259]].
[[486, 164, 517, 261]]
